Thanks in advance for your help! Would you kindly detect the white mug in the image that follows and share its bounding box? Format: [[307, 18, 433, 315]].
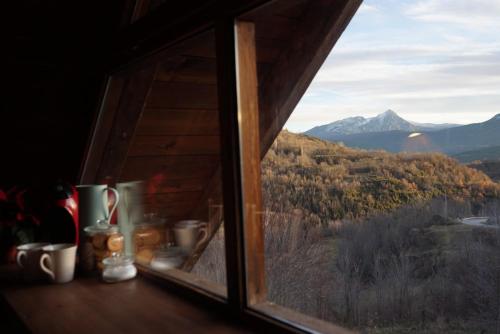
[[16, 242, 51, 281], [39, 244, 77, 284], [173, 220, 208, 253]]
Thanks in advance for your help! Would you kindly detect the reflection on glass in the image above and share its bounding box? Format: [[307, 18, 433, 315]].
[[101, 30, 226, 294]]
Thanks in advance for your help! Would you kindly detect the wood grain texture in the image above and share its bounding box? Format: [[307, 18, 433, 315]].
[[235, 21, 266, 306], [136, 109, 219, 136], [80, 75, 127, 184], [120, 155, 219, 181], [129, 135, 220, 156], [95, 63, 158, 182], [0, 268, 253, 334], [258, 0, 362, 157], [146, 82, 218, 109], [156, 57, 217, 84]]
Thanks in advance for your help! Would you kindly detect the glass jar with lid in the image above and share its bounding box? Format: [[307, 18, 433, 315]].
[[83, 220, 124, 272], [133, 214, 168, 265]]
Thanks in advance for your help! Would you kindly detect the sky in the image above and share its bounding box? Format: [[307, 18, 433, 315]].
[[285, 0, 500, 133]]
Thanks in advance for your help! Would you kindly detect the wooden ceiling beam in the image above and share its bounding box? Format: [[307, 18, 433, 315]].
[[111, 0, 275, 70], [258, 0, 362, 157]]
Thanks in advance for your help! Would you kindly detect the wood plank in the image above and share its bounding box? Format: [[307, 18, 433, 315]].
[[214, 18, 247, 309], [146, 81, 218, 109], [95, 63, 159, 182], [157, 57, 217, 84], [1, 267, 254, 334], [79, 75, 127, 183], [255, 38, 287, 63], [253, 302, 354, 334], [129, 135, 220, 156], [112, 0, 273, 67], [253, 16, 299, 42], [144, 191, 204, 205], [234, 21, 266, 305], [145, 177, 208, 194], [120, 155, 219, 181], [258, 0, 362, 157], [136, 109, 219, 136], [240, 0, 308, 20], [145, 201, 201, 221]]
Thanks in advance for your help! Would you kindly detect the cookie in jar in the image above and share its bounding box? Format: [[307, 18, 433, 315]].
[[83, 220, 124, 272]]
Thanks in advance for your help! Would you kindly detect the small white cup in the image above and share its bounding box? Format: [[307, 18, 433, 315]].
[[39, 244, 77, 284], [173, 220, 208, 253], [16, 242, 51, 281]]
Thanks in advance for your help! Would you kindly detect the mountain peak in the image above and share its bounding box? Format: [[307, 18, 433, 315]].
[[375, 109, 399, 119], [383, 109, 397, 116]]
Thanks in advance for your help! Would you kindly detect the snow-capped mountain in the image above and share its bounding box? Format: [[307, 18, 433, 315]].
[[304, 110, 458, 138]]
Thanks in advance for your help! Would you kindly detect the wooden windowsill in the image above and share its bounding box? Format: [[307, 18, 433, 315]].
[[250, 302, 355, 334], [0, 265, 250, 334]]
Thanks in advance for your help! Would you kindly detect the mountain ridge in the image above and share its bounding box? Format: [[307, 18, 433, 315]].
[[304, 111, 500, 159], [305, 110, 459, 137]]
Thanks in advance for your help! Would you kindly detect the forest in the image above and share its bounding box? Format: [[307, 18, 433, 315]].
[[195, 130, 500, 333]]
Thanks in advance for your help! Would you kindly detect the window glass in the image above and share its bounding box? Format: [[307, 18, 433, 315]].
[[99, 30, 227, 294], [246, 0, 500, 332]]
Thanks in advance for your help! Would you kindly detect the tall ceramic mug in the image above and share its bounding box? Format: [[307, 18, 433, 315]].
[[116, 181, 144, 257], [16, 242, 51, 281], [39, 244, 77, 283], [173, 220, 208, 253], [76, 185, 119, 234]]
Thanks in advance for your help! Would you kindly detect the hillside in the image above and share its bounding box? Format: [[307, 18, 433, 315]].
[[468, 161, 500, 182], [452, 145, 500, 163], [262, 131, 500, 222]]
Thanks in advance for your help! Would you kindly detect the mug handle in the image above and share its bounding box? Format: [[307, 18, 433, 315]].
[[16, 250, 27, 268], [104, 187, 120, 221], [194, 223, 209, 251], [40, 254, 55, 281]]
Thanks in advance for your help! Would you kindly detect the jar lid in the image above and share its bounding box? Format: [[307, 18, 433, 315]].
[[84, 219, 118, 234], [102, 254, 134, 267]]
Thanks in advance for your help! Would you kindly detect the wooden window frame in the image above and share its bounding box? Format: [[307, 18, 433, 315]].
[[80, 1, 360, 333]]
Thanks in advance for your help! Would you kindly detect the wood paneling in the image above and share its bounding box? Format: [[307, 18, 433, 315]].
[[121, 155, 219, 181], [146, 177, 208, 194], [96, 64, 158, 181], [136, 109, 219, 135], [146, 201, 201, 220], [129, 135, 220, 156], [146, 82, 218, 109], [259, 0, 362, 156], [144, 191, 204, 204], [157, 57, 217, 84]]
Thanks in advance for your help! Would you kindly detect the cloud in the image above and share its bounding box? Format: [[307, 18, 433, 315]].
[[358, 4, 378, 13], [406, 0, 500, 29], [285, 0, 500, 132]]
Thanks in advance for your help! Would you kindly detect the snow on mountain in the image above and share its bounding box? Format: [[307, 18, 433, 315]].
[[305, 110, 421, 137]]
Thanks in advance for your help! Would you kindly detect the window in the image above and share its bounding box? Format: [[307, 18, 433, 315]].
[[82, 30, 227, 296], [240, 1, 500, 333]]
